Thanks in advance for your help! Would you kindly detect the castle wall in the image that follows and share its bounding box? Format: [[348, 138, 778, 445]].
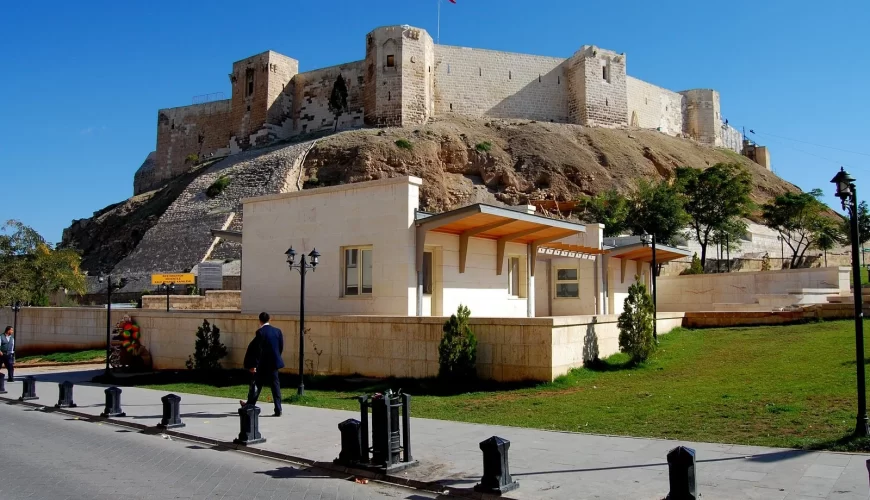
[[229, 51, 298, 149], [566, 47, 627, 128], [147, 100, 233, 195], [721, 123, 743, 153], [626, 76, 683, 135], [291, 61, 366, 136], [680, 89, 720, 146], [364, 26, 405, 126], [433, 46, 568, 123]]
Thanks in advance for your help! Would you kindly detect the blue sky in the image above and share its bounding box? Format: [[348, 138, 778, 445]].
[[1, 0, 868, 243]]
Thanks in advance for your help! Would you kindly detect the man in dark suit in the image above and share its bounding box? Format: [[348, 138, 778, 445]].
[[240, 312, 285, 416]]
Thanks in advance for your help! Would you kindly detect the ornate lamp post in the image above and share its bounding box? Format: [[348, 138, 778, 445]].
[[285, 246, 320, 396], [159, 282, 175, 312], [98, 275, 124, 377], [10, 301, 21, 353], [831, 167, 870, 437], [640, 232, 658, 342]]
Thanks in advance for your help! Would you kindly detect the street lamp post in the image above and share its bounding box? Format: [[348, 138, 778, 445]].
[[98, 275, 119, 377], [11, 301, 21, 353], [159, 282, 175, 312], [285, 246, 320, 396], [831, 167, 870, 437], [640, 232, 658, 342]]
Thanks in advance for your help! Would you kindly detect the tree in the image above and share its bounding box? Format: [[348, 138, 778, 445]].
[[617, 279, 656, 364], [185, 319, 229, 370], [675, 163, 753, 266], [582, 190, 630, 237], [438, 304, 478, 380], [628, 180, 689, 247], [815, 221, 844, 267], [842, 201, 870, 248], [328, 74, 349, 132], [762, 189, 830, 268], [0, 220, 86, 306], [681, 253, 704, 275]]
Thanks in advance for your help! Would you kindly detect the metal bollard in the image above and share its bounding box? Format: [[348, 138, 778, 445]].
[[157, 393, 184, 429], [19, 376, 37, 401], [101, 386, 126, 417], [234, 405, 265, 445], [55, 381, 76, 408], [335, 419, 363, 466], [667, 446, 698, 500], [865, 459, 869, 489], [474, 436, 519, 495], [0, 373, 6, 394]]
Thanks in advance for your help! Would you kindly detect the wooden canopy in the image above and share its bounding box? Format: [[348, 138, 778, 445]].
[[605, 242, 692, 264]]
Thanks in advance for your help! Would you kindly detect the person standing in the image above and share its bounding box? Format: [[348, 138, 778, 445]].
[[240, 312, 284, 416], [1, 326, 14, 382]]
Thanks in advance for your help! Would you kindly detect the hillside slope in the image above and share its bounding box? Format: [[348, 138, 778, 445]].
[[62, 117, 799, 282]]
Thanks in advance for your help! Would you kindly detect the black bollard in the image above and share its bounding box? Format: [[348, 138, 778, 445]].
[[234, 405, 265, 445], [157, 393, 184, 429], [19, 376, 37, 401], [335, 419, 363, 466], [0, 373, 6, 394], [667, 446, 698, 500], [101, 386, 126, 417], [474, 436, 519, 495], [55, 381, 76, 408]]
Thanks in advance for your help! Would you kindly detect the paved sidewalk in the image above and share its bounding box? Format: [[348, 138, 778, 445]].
[[4, 368, 869, 500]]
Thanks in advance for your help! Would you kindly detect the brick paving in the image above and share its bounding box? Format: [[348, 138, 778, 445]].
[[0, 398, 432, 500]]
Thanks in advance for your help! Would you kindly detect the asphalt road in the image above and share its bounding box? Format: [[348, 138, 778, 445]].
[[0, 401, 436, 500]]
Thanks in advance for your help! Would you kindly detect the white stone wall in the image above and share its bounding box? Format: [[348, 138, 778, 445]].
[[548, 257, 597, 316], [607, 257, 650, 315], [293, 61, 366, 135], [720, 123, 743, 153], [626, 76, 684, 135], [434, 45, 568, 123]]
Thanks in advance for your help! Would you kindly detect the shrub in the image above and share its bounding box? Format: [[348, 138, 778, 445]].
[[185, 153, 199, 165], [395, 139, 413, 150], [617, 279, 656, 364], [681, 253, 704, 275], [475, 141, 492, 153], [185, 319, 229, 370], [206, 175, 231, 198], [438, 304, 478, 380]]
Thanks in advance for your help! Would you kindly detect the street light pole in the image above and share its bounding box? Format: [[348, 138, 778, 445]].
[[831, 167, 870, 437], [160, 282, 175, 312], [11, 301, 21, 354], [99, 276, 113, 377], [640, 232, 658, 342], [285, 247, 320, 396]]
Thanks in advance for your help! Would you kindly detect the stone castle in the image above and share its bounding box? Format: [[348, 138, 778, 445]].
[[134, 24, 768, 195]]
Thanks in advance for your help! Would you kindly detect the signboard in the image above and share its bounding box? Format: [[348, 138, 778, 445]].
[[151, 273, 195, 285], [197, 262, 223, 290]]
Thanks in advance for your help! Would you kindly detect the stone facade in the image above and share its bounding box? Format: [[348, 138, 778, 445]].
[[135, 24, 754, 195]]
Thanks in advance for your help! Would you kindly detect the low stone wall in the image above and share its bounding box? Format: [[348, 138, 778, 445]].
[[683, 304, 854, 328], [656, 266, 849, 312], [142, 291, 241, 311], [0, 307, 684, 381], [0, 307, 127, 356]]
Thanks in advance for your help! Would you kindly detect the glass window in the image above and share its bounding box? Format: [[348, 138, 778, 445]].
[[422, 252, 433, 295], [555, 267, 580, 298], [508, 257, 520, 297], [344, 247, 372, 296]]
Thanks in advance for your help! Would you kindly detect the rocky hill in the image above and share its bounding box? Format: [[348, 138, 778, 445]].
[[61, 117, 799, 290]]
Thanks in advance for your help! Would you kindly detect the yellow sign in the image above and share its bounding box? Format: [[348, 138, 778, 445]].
[[151, 273, 196, 285]]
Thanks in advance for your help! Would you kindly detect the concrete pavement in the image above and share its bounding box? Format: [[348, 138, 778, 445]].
[[3, 367, 870, 500]]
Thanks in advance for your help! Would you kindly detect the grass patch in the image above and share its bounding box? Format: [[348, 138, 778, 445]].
[[134, 320, 870, 451], [18, 349, 105, 364], [205, 175, 231, 198], [395, 139, 413, 150], [475, 141, 492, 152]]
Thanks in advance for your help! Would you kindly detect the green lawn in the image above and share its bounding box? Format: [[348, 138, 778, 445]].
[[18, 349, 105, 364], [140, 320, 870, 451]]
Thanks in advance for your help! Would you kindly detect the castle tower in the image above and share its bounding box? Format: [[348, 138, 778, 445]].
[[566, 46, 628, 128], [229, 50, 299, 149], [680, 89, 722, 146], [364, 25, 435, 127]]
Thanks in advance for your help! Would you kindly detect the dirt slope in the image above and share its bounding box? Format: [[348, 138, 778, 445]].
[[62, 117, 799, 275]]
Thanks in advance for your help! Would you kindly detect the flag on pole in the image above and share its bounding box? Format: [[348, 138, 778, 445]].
[[438, 0, 456, 44], [448, 0, 456, 3]]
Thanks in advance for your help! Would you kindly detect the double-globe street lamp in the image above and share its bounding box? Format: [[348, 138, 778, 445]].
[[831, 167, 870, 437], [640, 232, 658, 342], [98, 275, 125, 377], [285, 247, 320, 396], [159, 282, 176, 312]]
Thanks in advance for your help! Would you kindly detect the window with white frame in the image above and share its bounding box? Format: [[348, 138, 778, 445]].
[[555, 267, 580, 298], [343, 246, 373, 296]]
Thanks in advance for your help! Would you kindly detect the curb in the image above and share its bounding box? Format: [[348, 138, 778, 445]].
[[0, 395, 498, 500], [15, 361, 104, 369]]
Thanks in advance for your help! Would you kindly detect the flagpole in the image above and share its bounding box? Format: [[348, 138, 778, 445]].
[[437, 0, 441, 44]]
